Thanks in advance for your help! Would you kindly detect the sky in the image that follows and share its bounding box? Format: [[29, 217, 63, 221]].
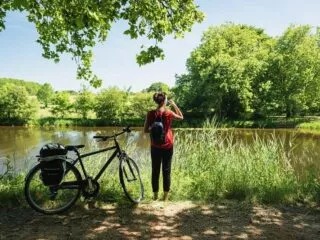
[[1, 0, 320, 92]]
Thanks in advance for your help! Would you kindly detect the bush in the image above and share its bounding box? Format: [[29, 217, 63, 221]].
[[0, 84, 38, 123]]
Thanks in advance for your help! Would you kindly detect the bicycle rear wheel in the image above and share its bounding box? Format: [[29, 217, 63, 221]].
[[119, 156, 144, 203], [24, 161, 82, 214]]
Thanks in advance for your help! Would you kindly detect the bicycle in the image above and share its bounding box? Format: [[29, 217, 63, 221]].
[[24, 126, 144, 214]]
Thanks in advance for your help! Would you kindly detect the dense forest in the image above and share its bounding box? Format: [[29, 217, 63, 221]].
[[1, 23, 320, 126]]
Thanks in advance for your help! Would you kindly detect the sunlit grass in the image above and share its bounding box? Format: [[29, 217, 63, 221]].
[[0, 173, 25, 207], [298, 121, 320, 130]]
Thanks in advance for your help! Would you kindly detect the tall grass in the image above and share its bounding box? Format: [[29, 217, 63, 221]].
[[0, 158, 26, 207], [172, 127, 298, 203], [130, 121, 320, 204], [1, 123, 320, 207]]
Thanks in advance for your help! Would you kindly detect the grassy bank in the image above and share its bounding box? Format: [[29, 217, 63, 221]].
[[1, 116, 320, 129], [297, 120, 320, 130], [0, 117, 145, 127], [1, 123, 320, 207]]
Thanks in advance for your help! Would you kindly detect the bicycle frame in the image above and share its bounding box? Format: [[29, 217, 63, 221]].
[[24, 127, 143, 215], [69, 137, 123, 182]]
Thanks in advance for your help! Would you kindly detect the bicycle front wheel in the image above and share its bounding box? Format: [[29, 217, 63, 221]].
[[24, 161, 82, 214], [119, 156, 144, 203]]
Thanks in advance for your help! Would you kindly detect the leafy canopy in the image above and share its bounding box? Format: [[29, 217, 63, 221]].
[[37, 83, 54, 107], [50, 91, 72, 118], [127, 92, 154, 118], [265, 25, 320, 117], [174, 23, 320, 119], [74, 86, 95, 119], [145, 81, 170, 93], [1, 0, 204, 87], [174, 23, 273, 118], [94, 87, 128, 120]]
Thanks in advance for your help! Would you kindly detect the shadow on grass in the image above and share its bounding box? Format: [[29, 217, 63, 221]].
[[1, 199, 320, 240]]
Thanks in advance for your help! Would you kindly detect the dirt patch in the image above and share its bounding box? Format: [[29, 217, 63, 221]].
[[0, 201, 319, 240]]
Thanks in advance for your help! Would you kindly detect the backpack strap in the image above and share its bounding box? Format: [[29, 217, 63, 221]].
[[155, 110, 166, 122]]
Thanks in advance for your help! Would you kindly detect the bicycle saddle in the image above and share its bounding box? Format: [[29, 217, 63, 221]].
[[65, 145, 85, 151]]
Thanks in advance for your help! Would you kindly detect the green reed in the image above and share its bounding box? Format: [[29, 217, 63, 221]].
[[93, 122, 320, 204], [133, 122, 319, 204], [1, 123, 320, 207], [171, 128, 297, 203], [0, 157, 25, 207]]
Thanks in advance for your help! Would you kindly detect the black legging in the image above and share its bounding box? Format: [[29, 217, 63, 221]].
[[151, 146, 173, 192]]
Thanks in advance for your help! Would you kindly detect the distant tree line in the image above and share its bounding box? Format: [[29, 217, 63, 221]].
[[0, 78, 42, 95], [0, 79, 170, 123]]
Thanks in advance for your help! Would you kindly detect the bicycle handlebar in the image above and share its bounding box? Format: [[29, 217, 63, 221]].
[[93, 126, 133, 142]]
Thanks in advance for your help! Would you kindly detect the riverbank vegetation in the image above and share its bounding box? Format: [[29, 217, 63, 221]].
[[1, 124, 319, 207], [2, 24, 320, 128]]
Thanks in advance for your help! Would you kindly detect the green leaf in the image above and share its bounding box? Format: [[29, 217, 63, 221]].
[[2, 0, 204, 87]]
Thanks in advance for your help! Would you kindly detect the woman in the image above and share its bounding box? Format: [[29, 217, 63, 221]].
[[144, 92, 183, 201]]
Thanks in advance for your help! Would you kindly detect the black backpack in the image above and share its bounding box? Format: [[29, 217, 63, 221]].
[[38, 143, 68, 186], [150, 111, 166, 144]]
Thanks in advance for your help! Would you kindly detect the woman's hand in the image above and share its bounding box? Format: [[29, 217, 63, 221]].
[[168, 99, 175, 106], [169, 100, 183, 120]]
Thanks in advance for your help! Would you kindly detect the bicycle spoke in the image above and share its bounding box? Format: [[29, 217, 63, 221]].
[[25, 162, 81, 214]]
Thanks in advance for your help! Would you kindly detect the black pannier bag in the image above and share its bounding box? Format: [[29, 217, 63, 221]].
[[38, 143, 68, 186]]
